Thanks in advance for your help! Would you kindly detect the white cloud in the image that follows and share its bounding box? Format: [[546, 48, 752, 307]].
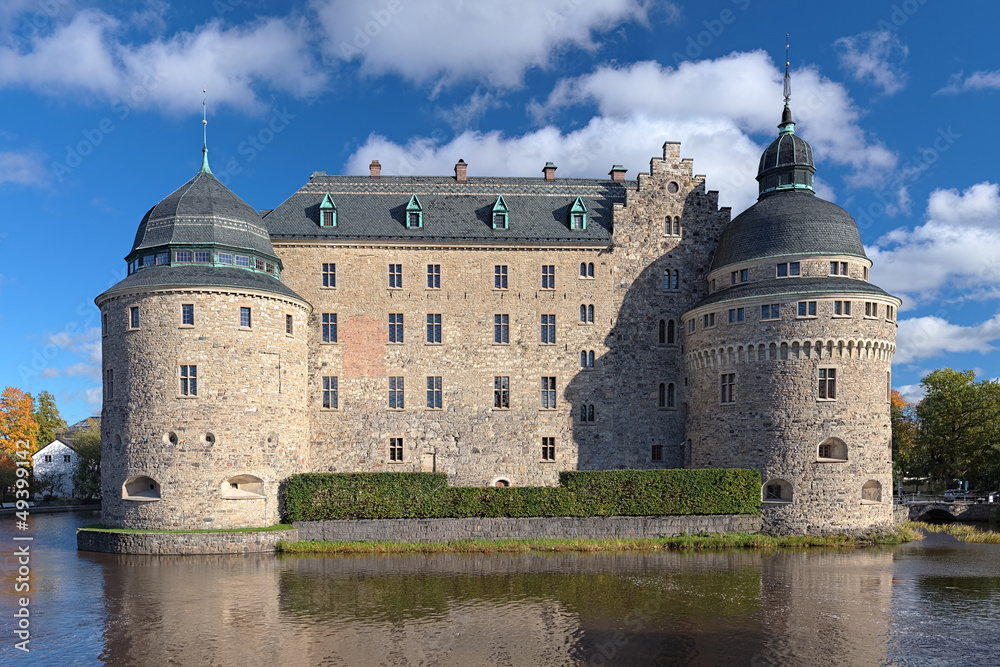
[[867, 182, 1000, 305], [346, 114, 763, 212], [937, 70, 1000, 94], [0, 150, 45, 186], [64, 362, 101, 382], [0, 10, 327, 113], [834, 30, 908, 95], [894, 383, 926, 404], [311, 0, 656, 88], [895, 314, 1000, 364], [84, 387, 102, 413], [533, 53, 897, 194]]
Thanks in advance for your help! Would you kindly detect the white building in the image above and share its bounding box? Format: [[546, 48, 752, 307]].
[[32, 439, 78, 498]]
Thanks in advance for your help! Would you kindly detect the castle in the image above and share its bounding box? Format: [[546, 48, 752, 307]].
[[96, 83, 899, 535]]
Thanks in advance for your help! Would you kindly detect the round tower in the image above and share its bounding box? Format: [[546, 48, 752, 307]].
[[683, 73, 900, 534], [96, 149, 311, 529]]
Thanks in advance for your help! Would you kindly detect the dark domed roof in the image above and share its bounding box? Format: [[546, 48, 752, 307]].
[[130, 167, 278, 260], [710, 190, 867, 271], [758, 131, 813, 180]]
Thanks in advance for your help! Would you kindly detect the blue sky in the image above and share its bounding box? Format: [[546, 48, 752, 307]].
[[2, 0, 999, 423]]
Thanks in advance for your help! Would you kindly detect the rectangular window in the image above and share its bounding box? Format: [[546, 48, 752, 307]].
[[322, 209, 334, 227], [688, 318, 695, 333], [388, 376, 404, 409], [218, 253, 233, 265], [322, 376, 338, 409], [102, 312, 107, 337], [493, 212, 507, 228], [408, 211, 421, 228], [44, 455, 51, 462], [180, 364, 197, 396], [541, 265, 555, 289], [194, 251, 211, 263], [702, 312, 715, 328], [322, 263, 336, 288], [777, 263, 787, 277], [865, 302, 878, 318], [181, 304, 194, 326], [235, 255, 250, 267], [731, 271, 737, 285], [834, 300, 852, 316], [389, 313, 403, 343], [389, 264, 402, 288], [887, 305, 896, 321], [830, 261, 849, 275], [426, 314, 441, 344], [728, 308, 745, 323], [761, 304, 780, 320], [322, 313, 338, 343], [426, 376, 442, 409], [142, 254, 154, 267], [494, 265, 508, 289], [286, 314, 294, 335], [540, 314, 555, 344], [540, 376, 556, 409], [819, 368, 837, 400], [155, 252, 169, 265], [176, 251, 192, 263], [651, 445, 663, 462], [427, 264, 440, 289], [797, 301, 817, 317], [129, 306, 139, 329], [255, 258, 266, 271], [63, 455, 71, 463], [776, 262, 800, 277], [494, 376, 509, 409], [720, 373, 735, 404], [790, 262, 800, 276], [494, 314, 509, 344], [571, 213, 585, 230], [542, 437, 556, 461], [105, 368, 113, 399], [240, 307, 251, 328], [389, 437, 403, 462], [740, 268, 748, 282]]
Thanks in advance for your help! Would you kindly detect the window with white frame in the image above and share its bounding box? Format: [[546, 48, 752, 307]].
[[818, 368, 836, 400]]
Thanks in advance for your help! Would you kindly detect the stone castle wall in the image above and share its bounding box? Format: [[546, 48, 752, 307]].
[[99, 287, 311, 529], [684, 283, 898, 534]]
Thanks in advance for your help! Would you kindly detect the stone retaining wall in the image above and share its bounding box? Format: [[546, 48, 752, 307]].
[[907, 502, 999, 522], [77, 527, 298, 555], [294, 514, 761, 543]]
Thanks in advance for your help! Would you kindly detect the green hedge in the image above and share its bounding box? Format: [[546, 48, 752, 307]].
[[283, 469, 761, 522]]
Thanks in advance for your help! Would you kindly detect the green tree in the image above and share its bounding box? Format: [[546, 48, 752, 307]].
[[70, 423, 101, 500], [33, 391, 67, 449], [914, 369, 1000, 491], [890, 389, 918, 491]]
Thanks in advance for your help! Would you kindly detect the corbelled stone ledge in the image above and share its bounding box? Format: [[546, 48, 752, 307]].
[[77, 527, 298, 555], [294, 514, 762, 543]]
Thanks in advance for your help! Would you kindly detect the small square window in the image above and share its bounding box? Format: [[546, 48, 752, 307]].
[[218, 253, 233, 265], [651, 445, 663, 462], [761, 304, 780, 320], [235, 255, 250, 267], [542, 437, 556, 461], [63, 455, 71, 463], [155, 252, 169, 265], [176, 251, 192, 263], [797, 301, 817, 317], [194, 251, 211, 263]]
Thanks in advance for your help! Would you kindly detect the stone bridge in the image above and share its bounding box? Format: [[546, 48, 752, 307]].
[[907, 501, 999, 522]]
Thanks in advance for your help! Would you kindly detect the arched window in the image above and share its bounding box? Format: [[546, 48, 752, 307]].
[[667, 319, 675, 344], [672, 270, 679, 289], [817, 437, 848, 461], [580, 262, 588, 277], [762, 479, 793, 503], [580, 404, 587, 421], [123, 475, 161, 501], [221, 474, 265, 499], [588, 262, 594, 277], [580, 350, 595, 368], [588, 350, 595, 367], [667, 383, 675, 408], [588, 404, 595, 421], [862, 480, 882, 503], [579, 404, 595, 422], [587, 305, 594, 322], [673, 217, 681, 235], [580, 304, 586, 321], [658, 383, 666, 408], [658, 319, 666, 345], [665, 216, 672, 235]]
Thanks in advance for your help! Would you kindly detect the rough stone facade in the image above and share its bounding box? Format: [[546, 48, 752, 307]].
[[295, 514, 761, 543], [77, 526, 298, 555]]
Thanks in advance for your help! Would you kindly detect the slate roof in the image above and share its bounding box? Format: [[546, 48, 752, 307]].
[[97, 265, 305, 303], [130, 169, 279, 260], [758, 131, 813, 175], [711, 190, 867, 271], [692, 276, 894, 309], [262, 176, 630, 243]]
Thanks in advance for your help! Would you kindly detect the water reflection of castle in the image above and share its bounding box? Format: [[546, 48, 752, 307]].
[[97, 74, 897, 535], [90, 550, 895, 665]]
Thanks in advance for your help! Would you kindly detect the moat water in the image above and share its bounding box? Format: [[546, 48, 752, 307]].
[[2, 512, 999, 666]]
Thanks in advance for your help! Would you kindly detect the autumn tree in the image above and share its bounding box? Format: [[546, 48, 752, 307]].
[[0, 387, 40, 462], [890, 389, 918, 488], [33, 390, 67, 449], [914, 369, 1000, 491]]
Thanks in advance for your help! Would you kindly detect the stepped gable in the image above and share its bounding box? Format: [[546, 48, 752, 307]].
[[262, 174, 631, 243]]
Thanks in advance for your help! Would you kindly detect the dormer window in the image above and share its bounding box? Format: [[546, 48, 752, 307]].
[[176, 251, 192, 263], [155, 252, 169, 265], [194, 251, 211, 263], [569, 197, 587, 230], [406, 194, 423, 229], [319, 193, 337, 227], [492, 195, 509, 229]]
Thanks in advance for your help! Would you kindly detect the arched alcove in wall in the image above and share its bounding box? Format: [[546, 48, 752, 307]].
[[123, 475, 161, 501], [861, 480, 882, 504], [220, 474, 265, 499], [762, 478, 793, 503]]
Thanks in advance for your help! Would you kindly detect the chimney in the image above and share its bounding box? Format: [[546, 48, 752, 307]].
[[454, 159, 467, 182], [608, 165, 626, 183], [369, 160, 381, 178], [542, 161, 557, 181]]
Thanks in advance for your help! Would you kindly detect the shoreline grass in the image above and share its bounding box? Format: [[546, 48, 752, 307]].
[[78, 523, 295, 535], [906, 521, 1000, 544], [277, 528, 915, 555]]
